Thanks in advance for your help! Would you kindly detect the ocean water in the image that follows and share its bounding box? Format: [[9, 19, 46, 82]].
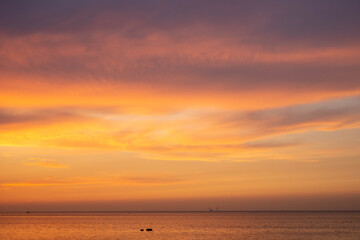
[[0, 212, 359, 240]]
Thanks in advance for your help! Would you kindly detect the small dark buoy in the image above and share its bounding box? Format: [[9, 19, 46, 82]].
[[146, 228, 152, 231], [140, 229, 144, 231], [26, 211, 30, 214]]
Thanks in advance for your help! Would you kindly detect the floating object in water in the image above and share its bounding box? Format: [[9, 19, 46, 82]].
[[140, 229, 144, 231], [146, 228, 152, 231], [26, 211, 30, 214]]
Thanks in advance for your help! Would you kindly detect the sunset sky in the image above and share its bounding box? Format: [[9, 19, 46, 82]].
[[1, 0, 360, 211]]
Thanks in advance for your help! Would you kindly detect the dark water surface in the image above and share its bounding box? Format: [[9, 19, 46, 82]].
[[0, 212, 359, 239]]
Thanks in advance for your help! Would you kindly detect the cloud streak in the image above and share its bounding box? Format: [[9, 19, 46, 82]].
[[0, 96, 358, 162], [1, 174, 184, 187], [217, 95, 360, 134], [22, 158, 68, 168]]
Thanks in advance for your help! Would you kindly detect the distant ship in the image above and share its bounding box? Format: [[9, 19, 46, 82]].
[[208, 207, 220, 212]]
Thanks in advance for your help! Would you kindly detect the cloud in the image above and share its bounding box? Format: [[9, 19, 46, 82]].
[[0, 96, 359, 162], [22, 158, 68, 168], [121, 175, 183, 185], [1, 178, 94, 187], [0, 107, 121, 127], [1, 30, 359, 93], [0, 1, 360, 102], [1, 174, 183, 187], [216, 95, 360, 134], [0, 108, 82, 126], [241, 140, 300, 149], [1, 0, 359, 46]]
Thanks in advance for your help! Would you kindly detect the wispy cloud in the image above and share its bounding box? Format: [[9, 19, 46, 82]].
[[1, 174, 184, 187], [1, 178, 96, 187], [0, 96, 359, 163], [0, 108, 87, 127], [120, 175, 183, 185], [22, 158, 68, 169], [215, 95, 360, 134]]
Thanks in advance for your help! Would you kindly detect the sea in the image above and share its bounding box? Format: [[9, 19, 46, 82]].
[[0, 212, 359, 239]]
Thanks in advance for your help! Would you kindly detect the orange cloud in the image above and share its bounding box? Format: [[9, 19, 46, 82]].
[[1, 174, 184, 188], [0, 96, 359, 163], [22, 158, 68, 169]]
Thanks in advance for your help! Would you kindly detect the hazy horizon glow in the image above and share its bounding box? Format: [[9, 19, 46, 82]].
[[1, 0, 360, 211]]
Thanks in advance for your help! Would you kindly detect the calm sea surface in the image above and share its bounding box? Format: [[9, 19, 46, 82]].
[[0, 212, 359, 239]]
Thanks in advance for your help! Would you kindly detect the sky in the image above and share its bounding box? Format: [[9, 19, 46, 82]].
[[0, 0, 360, 211]]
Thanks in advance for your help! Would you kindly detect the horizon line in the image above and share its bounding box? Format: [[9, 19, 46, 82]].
[[1, 210, 360, 213]]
